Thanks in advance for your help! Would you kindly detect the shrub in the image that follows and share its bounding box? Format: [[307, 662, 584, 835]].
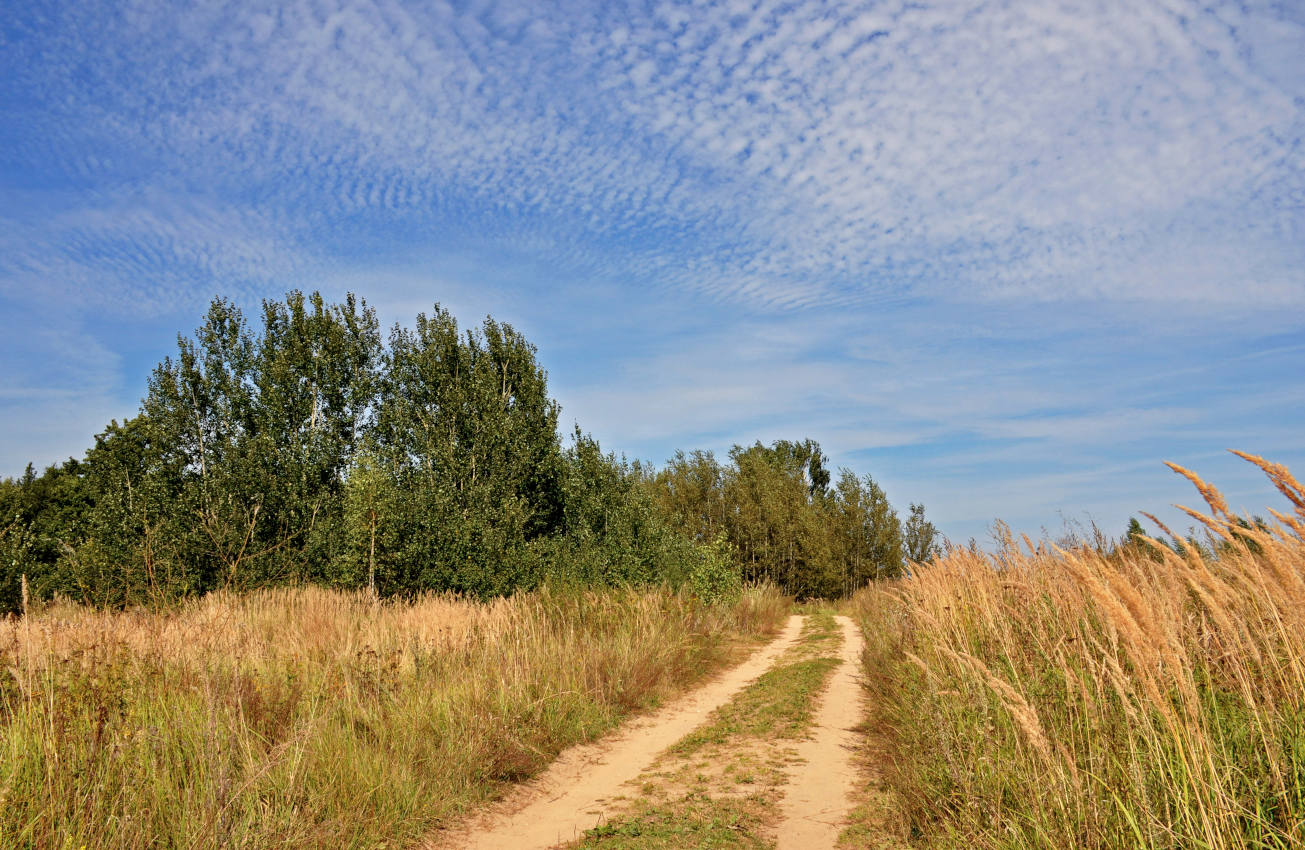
[[688, 532, 743, 605]]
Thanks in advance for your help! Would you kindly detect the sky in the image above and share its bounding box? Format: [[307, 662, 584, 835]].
[[2, 0, 1303, 544]]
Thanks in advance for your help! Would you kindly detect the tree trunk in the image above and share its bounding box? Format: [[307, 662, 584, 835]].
[[368, 509, 377, 600]]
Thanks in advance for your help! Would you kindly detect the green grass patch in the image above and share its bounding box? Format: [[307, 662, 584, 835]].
[[582, 792, 770, 849], [672, 612, 840, 755], [671, 656, 839, 755]]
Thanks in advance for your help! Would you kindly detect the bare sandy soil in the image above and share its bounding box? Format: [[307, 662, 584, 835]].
[[775, 615, 867, 849], [426, 614, 806, 850]]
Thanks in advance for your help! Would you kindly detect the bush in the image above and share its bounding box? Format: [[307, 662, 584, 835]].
[[688, 533, 742, 605]]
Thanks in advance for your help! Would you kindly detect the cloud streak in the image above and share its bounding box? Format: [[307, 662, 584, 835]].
[[6, 0, 1303, 311], [2, 0, 1303, 540]]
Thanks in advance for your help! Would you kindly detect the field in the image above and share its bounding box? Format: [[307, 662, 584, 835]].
[[4, 454, 1304, 849], [852, 453, 1305, 849], [0, 585, 787, 848]]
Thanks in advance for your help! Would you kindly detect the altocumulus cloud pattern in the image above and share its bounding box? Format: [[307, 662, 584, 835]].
[[4, 0, 1303, 308], [1, 0, 1303, 540]]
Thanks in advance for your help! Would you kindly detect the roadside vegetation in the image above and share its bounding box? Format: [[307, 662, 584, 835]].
[[0, 290, 930, 848], [0, 584, 787, 848], [852, 453, 1305, 849]]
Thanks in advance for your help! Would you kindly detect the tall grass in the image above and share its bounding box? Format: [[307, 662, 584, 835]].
[[0, 583, 788, 848], [853, 452, 1305, 849]]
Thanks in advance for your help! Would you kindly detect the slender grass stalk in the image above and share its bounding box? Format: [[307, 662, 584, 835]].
[[0, 583, 788, 849], [854, 454, 1305, 849]]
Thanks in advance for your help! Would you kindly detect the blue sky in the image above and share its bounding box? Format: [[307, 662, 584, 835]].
[[2, 0, 1303, 544]]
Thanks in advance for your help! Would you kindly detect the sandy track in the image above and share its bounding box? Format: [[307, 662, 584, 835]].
[[774, 614, 866, 849], [426, 614, 806, 850]]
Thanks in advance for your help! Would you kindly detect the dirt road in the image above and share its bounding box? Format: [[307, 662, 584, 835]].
[[775, 615, 867, 849], [427, 612, 871, 849], [428, 614, 806, 850]]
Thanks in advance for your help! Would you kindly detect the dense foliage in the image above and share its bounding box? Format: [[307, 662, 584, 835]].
[[0, 292, 935, 609], [651, 441, 938, 597]]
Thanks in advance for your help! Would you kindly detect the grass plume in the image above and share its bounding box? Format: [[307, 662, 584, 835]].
[[853, 453, 1305, 849]]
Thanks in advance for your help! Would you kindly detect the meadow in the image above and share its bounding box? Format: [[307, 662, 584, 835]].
[[853, 452, 1305, 849], [7, 438, 1304, 850], [0, 584, 787, 848]]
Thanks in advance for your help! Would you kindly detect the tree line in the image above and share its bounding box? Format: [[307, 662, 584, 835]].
[[653, 441, 939, 598], [0, 292, 939, 611]]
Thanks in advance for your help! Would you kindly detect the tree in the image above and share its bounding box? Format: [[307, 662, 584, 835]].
[[831, 470, 905, 593], [653, 450, 728, 544], [370, 307, 564, 597], [0, 473, 35, 615], [248, 291, 383, 581], [728, 442, 820, 594], [68, 416, 195, 604], [340, 448, 390, 597], [3, 289, 938, 607], [0, 459, 95, 609], [904, 502, 941, 565], [647, 438, 914, 598], [139, 296, 262, 589], [132, 292, 384, 592]]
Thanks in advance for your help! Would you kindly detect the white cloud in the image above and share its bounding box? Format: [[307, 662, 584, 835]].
[[3, 0, 1303, 540], [0, 189, 314, 317], [9, 0, 1300, 312]]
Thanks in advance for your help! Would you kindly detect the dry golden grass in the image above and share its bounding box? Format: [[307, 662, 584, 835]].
[[0, 583, 789, 849], [4, 586, 480, 677], [853, 452, 1305, 849]]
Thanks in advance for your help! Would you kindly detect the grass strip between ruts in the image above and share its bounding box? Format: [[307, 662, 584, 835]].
[[577, 612, 843, 848]]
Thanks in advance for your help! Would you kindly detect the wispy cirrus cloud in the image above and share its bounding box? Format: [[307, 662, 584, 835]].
[[2, 0, 1303, 539], [0, 189, 312, 316], [5, 0, 1303, 310]]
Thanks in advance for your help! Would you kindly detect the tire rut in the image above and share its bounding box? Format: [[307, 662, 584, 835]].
[[425, 614, 807, 850], [774, 614, 867, 849]]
